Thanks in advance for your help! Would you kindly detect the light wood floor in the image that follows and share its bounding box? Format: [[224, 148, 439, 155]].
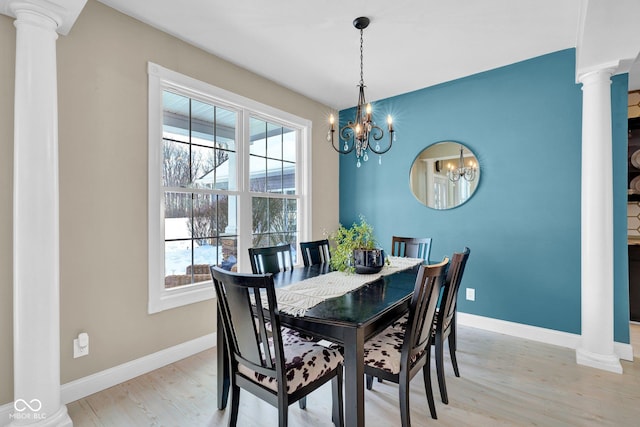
[[67, 325, 640, 427]]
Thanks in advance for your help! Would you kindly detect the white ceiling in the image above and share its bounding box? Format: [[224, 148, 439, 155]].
[[97, 0, 640, 110]]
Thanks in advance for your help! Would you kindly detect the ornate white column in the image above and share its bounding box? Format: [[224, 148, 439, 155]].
[[576, 67, 622, 374], [1, 0, 86, 425]]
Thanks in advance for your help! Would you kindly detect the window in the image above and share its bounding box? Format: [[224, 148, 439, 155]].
[[148, 63, 311, 313]]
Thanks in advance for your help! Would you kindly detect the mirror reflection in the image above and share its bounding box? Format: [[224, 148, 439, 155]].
[[410, 141, 480, 209]]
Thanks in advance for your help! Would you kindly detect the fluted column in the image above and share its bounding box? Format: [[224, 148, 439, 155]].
[[1, 0, 86, 425], [576, 67, 622, 374]]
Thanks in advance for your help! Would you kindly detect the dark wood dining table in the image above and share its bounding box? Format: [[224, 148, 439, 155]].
[[216, 263, 421, 427]]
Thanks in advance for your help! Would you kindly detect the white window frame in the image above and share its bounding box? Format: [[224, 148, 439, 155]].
[[148, 62, 312, 313]]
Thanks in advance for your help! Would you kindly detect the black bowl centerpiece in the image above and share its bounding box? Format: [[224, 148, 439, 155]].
[[352, 248, 385, 274]]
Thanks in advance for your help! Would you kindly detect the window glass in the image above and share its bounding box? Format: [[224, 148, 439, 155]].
[[162, 91, 240, 287], [249, 115, 298, 259]]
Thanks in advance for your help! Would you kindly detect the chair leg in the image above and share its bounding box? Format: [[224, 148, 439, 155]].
[[332, 369, 344, 427], [298, 397, 306, 409], [422, 350, 438, 420], [229, 383, 241, 427], [435, 334, 449, 404], [278, 403, 288, 427], [449, 329, 460, 377], [398, 377, 411, 427], [366, 374, 374, 390]]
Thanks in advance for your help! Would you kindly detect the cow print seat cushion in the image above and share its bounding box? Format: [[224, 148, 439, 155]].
[[238, 326, 343, 393], [390, 313, 409, 330], [363, 323, 424, 375]]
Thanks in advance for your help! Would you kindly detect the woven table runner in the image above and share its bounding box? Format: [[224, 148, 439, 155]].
[[274, 256, 423, 317]]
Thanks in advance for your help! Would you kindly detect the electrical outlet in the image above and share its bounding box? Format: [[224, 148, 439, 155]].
[[466, 288, 475, 301], [73, 333, 89, 358]]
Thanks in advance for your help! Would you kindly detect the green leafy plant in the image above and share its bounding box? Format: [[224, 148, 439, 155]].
[[329, 215, 378, 272]]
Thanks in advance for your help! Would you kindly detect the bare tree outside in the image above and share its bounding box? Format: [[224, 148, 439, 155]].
[[252, 195, 297, 249]]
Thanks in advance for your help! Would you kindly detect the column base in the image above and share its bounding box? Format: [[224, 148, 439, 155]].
[[576, 347, 622, 374], [8, 404, 72, 427]]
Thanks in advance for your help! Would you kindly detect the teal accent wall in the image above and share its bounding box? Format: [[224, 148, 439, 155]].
[[338, 49, 630, 342]]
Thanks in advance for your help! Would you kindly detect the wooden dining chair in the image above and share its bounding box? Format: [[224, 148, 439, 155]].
[[391, 236, 432, 261], [249, 244, 294, 274], [433, 247, 470, 404], [248, 243, 313, 407], [210, 266, 344, 427], [363, 258, 449, 426], [388, 247, 471, 405], [299, 239, 331, 266]]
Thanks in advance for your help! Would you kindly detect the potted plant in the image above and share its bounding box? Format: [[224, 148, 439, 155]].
[[329, 215, 385, 274]]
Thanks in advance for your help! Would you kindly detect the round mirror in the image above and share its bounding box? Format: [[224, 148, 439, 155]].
[[410, 141, 480, 209]]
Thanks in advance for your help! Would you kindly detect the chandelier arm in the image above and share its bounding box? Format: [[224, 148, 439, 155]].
[[367, 128, 394, 155], [341, 123, 357, 141], [330, 136, 355, 154], [463, 168, 476, 181], [330, 124, 356, 154], [369, 125, 384, 141]]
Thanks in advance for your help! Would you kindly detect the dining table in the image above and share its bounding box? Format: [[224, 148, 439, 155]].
[[216, 260, 423, 427]]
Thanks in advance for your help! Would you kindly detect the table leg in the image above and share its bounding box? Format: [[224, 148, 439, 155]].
[[343, 327, 365, 427], [217, 306, 230, 410]]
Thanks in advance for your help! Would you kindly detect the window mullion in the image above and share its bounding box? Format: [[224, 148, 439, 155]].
[[237, 108, 253, 272]]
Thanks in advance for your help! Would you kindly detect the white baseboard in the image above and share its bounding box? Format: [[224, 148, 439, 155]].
[[0, 402, 12, 426], [60, 333, 216, 404], [614, 342, 634, 361], [458, 313, 634, 363]]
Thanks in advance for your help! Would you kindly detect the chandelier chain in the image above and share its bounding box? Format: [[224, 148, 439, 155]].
[[359, 29, 364, 86]]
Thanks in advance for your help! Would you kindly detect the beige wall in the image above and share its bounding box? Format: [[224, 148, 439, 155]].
[[0, 0, 339, 405], [0, 14, 15, 406]]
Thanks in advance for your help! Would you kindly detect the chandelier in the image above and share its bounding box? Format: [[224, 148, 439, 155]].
[[447, 145, 477, 182], [327, 17, 395, 168]]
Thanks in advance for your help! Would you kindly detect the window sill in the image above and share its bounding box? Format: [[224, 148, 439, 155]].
[[148, 281, 216, 314]]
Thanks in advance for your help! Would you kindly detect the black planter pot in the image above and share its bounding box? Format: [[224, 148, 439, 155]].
[[353, 248, 385, 274]]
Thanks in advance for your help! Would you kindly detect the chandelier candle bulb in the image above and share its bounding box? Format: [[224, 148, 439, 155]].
[[387, 115, 393, 131]]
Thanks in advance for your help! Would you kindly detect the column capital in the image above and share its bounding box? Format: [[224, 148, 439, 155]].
[[576, 62, 618, 86], [0, 0, 86, 35]]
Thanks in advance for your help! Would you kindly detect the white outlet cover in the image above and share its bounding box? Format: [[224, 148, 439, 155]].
[[466, 288, 475, 301], [73, 338, 89, 358]]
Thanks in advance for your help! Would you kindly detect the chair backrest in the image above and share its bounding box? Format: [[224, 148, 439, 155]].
[[299, 239, 331, 266], [402, 258, 449, 363], [437, 247, 470, 333], [249, 244, 294, 274], [391, 236, 432, 261], [210, 266, 286, 387]]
